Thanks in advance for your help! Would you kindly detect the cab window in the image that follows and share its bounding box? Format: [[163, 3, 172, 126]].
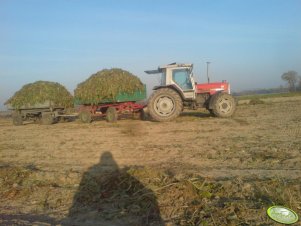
[[172, 69, 193, 90]]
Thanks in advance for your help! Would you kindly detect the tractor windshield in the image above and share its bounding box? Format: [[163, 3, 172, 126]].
[[172, 69, 193, 90]]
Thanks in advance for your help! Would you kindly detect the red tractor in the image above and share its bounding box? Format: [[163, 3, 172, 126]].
[[145, 63, 236, 122]]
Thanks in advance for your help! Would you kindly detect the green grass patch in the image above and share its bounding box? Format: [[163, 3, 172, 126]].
[[236, 91, 301, 100]]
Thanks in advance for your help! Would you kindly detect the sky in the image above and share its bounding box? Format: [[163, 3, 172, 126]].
[[1, 0, 301, 109]]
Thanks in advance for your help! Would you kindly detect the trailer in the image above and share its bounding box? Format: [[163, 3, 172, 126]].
[[7, 86, 146, 125], [7, 101, 77, 126], [77, 86, 147, 123]]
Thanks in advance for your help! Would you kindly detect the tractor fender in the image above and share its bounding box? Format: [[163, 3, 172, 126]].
[[153, 85, 185, 100], [208, 92, 222, 109]]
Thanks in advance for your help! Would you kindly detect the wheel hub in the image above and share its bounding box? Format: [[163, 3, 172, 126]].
[[155, 96, 175, 116], [218, 98, 232, 113]]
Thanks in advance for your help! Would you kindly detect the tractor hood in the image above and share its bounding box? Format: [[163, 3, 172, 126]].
[[196, 82, 230, 95]]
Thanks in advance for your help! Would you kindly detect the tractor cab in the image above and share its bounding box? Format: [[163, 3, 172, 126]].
[[145, 62, 236, 122], [145, 63, 196, 100]]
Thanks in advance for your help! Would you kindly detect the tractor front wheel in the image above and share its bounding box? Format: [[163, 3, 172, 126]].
[[211, 93, 236, 118], [148, 88, 183, 122]]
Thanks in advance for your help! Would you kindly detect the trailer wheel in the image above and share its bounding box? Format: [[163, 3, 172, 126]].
[[12, 112, 23, 126], [41, 112, 54, 125], [148, 88, 183, 122], [106, 107, 118, 123], [79, 111, 92, 123], [211, 93, 236, 118], [34, 115, 41, 124]]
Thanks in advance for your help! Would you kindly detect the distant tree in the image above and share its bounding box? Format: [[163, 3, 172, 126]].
[[281, 71, 298, 92], [298, 76, 301, 91]]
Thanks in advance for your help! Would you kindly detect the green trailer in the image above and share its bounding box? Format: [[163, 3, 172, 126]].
[[75, 85, 146, 104], [77, 85, 147, 123]]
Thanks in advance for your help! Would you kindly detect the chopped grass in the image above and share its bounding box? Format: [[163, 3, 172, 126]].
[[5, 81, 73, 109], [1, 164, 300, 225], [249, 98, 265, 105], [74, 68, 144, 104]]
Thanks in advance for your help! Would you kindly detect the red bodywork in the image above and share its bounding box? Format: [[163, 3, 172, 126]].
[[196, 82, 230, 95]]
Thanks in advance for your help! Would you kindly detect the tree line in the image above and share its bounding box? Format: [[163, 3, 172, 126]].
[[233, 70, 300, 96]]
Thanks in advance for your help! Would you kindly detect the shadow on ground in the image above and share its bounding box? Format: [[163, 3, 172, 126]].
[[180, 111, 212, 118], [0, 214, 57, 225], [62, 152, 163, 226]]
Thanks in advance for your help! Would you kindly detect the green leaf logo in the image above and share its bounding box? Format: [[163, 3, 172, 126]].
[[267, 206, 299, 224]]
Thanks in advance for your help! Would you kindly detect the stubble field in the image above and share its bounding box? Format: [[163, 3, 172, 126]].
[[0, 96, 301, 226]]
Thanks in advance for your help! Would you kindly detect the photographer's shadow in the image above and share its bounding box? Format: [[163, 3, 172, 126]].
[[63, 152, 163, 226]]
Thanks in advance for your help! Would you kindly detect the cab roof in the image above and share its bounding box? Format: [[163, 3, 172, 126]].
[[145, 62, 193, 74]]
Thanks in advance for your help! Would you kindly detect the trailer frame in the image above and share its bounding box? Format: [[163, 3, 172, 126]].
[[78, 101, 145, 123]]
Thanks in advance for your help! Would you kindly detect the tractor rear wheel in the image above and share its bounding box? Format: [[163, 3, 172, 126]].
[[12, 112, 23, 126], [106, 107, 118, 122], [148, 88, 183, 122], [79, 110, 92, 123], [211, 93, 236, 118], [208, 109, 215, 116]]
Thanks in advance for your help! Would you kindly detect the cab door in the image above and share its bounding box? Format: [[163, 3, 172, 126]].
[[172, 68, 195, 99]]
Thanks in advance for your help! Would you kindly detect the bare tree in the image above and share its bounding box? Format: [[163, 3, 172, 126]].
[[281, 71, 298, 92], [298, 76, 301, 91]]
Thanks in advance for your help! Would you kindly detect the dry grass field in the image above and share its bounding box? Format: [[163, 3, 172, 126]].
[[0, 96, 301, 225]]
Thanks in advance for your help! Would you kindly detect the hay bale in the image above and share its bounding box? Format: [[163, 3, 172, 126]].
[[74, 68, 144, 104], [5, 81, 73, 109]]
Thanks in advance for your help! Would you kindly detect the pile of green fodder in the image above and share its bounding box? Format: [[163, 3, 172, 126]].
[[5, 81, 73, 109], [74, 68, 144, 104]]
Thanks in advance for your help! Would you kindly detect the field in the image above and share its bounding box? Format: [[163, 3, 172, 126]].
[[0, 95, 301, 226]]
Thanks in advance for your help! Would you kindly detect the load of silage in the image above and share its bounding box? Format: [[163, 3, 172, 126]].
[[74, 68, 144, 104], [5, 81, 73, 109]]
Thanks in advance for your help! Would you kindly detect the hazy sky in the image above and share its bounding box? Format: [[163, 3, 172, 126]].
[[1, 0, 301, 109]]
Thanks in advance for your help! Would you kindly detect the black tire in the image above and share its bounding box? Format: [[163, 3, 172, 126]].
[[208, 109, 215, 116], [79, 111, 92, 123], [12, 112, 23, 126], [41, 112, 54, 125], [106, 107, 118, 123], [140, 109, 148, 121], [147, 88, 183, 122], [211, 93, 236, 118]]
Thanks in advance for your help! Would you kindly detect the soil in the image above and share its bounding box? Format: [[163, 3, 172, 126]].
[[0, 96, 301, 226]]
